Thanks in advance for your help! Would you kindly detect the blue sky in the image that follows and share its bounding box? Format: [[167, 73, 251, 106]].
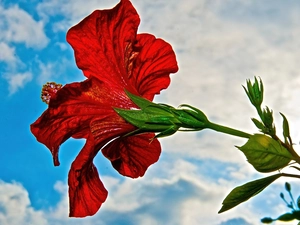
[[1, 0, 300, 224]]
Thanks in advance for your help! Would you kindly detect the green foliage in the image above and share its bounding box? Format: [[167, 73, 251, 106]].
[[117, 77, 300, 219], [261, 106, 276, 136], [219, 174, 282, 213], [115, 90, 210, 138], [243, 77, 264, 108], [219, 77, 300, 215], [237, 134, 293, 172], [280, 112, 292, 145], [251, 118, 265, 131], [261, 183, 300, 223]]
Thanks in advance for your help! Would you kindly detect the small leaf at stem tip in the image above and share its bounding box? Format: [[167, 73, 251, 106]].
[[219, 174, 282, 213], [280, 112, 291, 144], [237, 134, 293, 172], [251, 118, 265, 131]]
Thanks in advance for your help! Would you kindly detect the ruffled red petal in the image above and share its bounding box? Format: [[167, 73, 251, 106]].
[[66, 0, 178, 100], [32, 0, 178, 218], [68, 135, 108, 217], [90, 115, 161, 178], [66, 0, 139, 88], [102, 134, 161, 178], [30, 78, 135, 166], [130, 34, 178, 101]]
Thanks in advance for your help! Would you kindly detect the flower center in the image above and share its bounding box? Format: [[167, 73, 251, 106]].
[[41, 82, 63, 104]]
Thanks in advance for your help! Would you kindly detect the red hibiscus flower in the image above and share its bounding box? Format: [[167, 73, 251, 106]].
[[31, 0, 178, 218]]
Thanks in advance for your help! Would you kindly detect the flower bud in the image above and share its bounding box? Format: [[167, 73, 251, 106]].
[[243, 77, 264, 107]]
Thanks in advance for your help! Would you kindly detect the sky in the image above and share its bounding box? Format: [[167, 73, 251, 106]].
[[1, 0, 300, 224]]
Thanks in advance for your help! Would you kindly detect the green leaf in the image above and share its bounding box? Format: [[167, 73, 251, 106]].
[[280, 112, 291, 144], [251, 118, 265, 131], [237, 134, 293, 172], [292, 210, 300, 220], [276, 212, 295, 221], [261, 217, 274, 223], [219, 174, 282, 213]]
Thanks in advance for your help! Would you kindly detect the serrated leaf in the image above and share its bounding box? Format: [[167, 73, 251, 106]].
[[219, 174, 282, 213], [237, 134, 293, 172]]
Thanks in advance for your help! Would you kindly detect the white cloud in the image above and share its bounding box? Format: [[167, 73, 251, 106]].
[[36, 58, 83, 85], [0, 4, 49, 49], [4, 72, 32, 95], [0, 156, 297, 225], [0, 180, 47, 225], [0, 42, 16, 64], [37, 0, 119, 31], [55, 42, 68, 51], [41, 159, 272, 225], [37, 61, 56, 85], [0, 3, 50, 95], [4, 0, 300, 223], [35, 0, 300, 164], [136, 0, 300, 166]]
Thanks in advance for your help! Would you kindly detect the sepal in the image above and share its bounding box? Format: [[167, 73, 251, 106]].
[[115, 90, 210, 138]]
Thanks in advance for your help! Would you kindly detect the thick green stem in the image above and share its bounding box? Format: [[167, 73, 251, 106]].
[[207, 122, 252, 139]]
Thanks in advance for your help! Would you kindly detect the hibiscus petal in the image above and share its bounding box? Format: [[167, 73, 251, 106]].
[[66, 0, 178, 100], [102, 134, 161, 178], [130, 34, 179, 101], [68, 135, 108, 217], [66, 0, 139, 86], [30, 78, 132, 166], [90, 114, 160, 178]]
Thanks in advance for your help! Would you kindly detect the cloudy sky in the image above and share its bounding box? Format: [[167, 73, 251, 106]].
[[1, 0, 300, 224]]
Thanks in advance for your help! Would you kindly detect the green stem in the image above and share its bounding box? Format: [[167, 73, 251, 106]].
[[282, 173, 300, 179], [273, 135, 300, 165], [207, 122, 251, 139], [256, 106, 263, 120]]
